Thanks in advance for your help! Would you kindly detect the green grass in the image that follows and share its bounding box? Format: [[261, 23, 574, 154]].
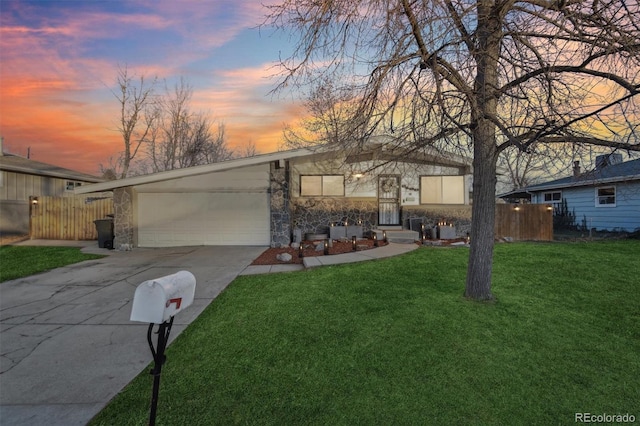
[[90, 241, 640, 425], [0, 245, 104, 282]]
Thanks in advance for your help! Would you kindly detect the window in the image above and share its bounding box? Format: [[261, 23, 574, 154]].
[[543, 191, 562, 205], [596, 186, 616, 207], [300, 175, 344, 196], [420, 176, 465, 204], [66, 181, 82, 191]]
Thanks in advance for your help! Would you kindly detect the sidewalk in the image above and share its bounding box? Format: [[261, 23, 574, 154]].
[[239, 242, 419, 275]]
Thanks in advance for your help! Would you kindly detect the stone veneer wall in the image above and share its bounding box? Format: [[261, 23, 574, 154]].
[[291, 198, 378, 236], [113, 187, 134, 249], [402, 205, 472, 237], [270, 164, 291, 248]]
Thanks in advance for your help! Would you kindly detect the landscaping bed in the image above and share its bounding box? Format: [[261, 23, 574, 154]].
[[251, 238, 385, 265]]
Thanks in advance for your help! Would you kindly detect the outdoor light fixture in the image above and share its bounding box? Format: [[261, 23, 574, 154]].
[[353, 173, 364, 179], [31, 197, 38, 205], [466, 233, 471, 244], [546, 205, 553, 211], [298, 244, 304, 258], [352, 235, 357, 251], [373, 232, 379, 247], [514, 205, 521, 211], [383, 230, 387, 243], [324, 239, 329, 255]]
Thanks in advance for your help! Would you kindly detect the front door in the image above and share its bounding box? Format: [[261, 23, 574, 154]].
[[378, 175, 401, 226]]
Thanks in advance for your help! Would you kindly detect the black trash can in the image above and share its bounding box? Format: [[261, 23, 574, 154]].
[[94, 218, 114, 249]]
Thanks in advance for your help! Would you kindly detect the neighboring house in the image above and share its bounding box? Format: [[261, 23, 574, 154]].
[[500, 154, 640, 232], [75, 144, 473, 249], [0, 144, 104, 235]]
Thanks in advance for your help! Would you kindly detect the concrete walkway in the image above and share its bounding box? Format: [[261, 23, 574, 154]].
[[0, 240, 418, 425], [240, 242, 419, 275]]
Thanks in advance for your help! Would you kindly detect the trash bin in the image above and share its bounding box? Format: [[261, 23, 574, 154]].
[[94, 218, 114, 249]]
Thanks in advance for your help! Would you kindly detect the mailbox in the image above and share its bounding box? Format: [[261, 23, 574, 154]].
[[130, 271, 197, 425], [130, 271, 196, 324]]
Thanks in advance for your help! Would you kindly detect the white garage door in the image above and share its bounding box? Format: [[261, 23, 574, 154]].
[[137, 192, 270, 247]]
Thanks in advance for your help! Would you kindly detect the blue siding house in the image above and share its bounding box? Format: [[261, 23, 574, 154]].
[[501, 155, 640, 232]]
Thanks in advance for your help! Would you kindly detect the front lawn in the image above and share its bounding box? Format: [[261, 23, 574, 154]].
[[91, 240, 640, 425], [0, 246, 104, 282]]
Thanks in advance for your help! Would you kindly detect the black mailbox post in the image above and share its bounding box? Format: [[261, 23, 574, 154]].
[[94, 218, 114, 249]]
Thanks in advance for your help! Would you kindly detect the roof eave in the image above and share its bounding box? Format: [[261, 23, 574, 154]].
[[75, 148, 316, 194], [526, 174, 640, 192], [0, 163, 103, 182]]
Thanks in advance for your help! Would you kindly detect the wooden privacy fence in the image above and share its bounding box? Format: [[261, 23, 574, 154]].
[[495, 203, 554, 241], [30, 196, 114, 240]]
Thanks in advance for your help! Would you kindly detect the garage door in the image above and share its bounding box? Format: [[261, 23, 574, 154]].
[[137, 192, 270, 247]]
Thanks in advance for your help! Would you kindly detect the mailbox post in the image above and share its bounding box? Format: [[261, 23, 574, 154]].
[[130, 271, 196, 426]]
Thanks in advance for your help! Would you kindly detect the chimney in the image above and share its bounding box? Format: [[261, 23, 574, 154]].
[[573, 161, 580, 177], [0, 137, 4, 156]]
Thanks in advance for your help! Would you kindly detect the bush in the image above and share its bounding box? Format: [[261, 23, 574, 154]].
[[553, 198, 576, 230]]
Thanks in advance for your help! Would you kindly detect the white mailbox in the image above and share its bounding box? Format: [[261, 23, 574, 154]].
[[130, 271, 196, 324]]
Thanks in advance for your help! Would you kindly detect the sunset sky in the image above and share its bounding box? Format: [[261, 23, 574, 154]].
[[0, 0, 302, 175]]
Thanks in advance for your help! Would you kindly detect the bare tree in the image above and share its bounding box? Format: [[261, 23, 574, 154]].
[[235, 140, 260, 158], [200, 122, 235, 164], [497, 142, 578, 191], [145, 79, 234, 172], [112, 66, 159, 178], [98, 155, 121, 180], [265, 0, 640, 300]]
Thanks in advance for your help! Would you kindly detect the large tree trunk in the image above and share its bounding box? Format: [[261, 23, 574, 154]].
[[465, 133, 497, 300], [464, 1, 500, 300]]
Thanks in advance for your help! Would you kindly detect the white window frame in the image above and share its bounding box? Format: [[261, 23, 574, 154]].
[[595, 185, 616, 207], [300, 175, 345, 197], [542, 191, 562, 205], [66, 180, 82, 191]]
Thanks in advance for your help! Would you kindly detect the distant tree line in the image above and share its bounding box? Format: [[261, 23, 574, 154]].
[[102, 66, 256, 179]]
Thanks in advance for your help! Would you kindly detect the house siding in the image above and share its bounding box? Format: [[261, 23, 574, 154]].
[[270, 163, 291, 247], [291, 197, 379, 236], [288, 156, 471, 236], [1, 170, 94, 235], [0, 170, 77, 201], [113, 187, 135, 249], [534, 180, 640, 231]]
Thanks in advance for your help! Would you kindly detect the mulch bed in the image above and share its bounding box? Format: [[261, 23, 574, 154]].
[[251, 239, 386, 265]]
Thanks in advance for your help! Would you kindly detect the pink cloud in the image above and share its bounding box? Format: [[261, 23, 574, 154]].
[[0, 0, 304, 174]]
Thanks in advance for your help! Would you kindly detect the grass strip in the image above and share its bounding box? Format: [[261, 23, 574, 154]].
[[0, 245, 104, 282]]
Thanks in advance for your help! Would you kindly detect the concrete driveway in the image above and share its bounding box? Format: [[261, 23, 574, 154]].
[[0, 243, 267, 426]]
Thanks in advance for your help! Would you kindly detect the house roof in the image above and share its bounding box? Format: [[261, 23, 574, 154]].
[[0, 153, 104, 183], [344, 142, 472, 173], [75, 144, 473, 194], [75, 148, 317, 194], [499, 157, 640, 199]]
